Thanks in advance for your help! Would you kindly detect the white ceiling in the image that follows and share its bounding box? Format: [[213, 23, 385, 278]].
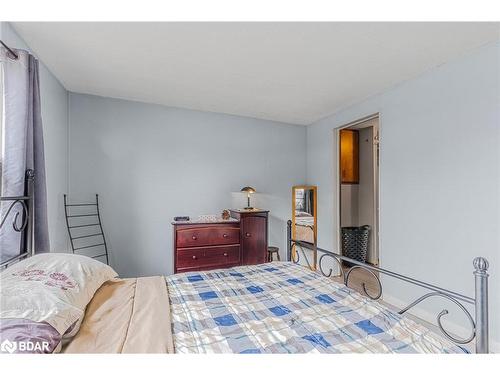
[[12, 22, 500, 125]]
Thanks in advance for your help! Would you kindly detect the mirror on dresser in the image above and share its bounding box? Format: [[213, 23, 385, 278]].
[[291, 185, 317, 270]]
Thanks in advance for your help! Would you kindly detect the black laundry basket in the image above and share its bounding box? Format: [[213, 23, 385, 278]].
[[341, 225, 370, 267]]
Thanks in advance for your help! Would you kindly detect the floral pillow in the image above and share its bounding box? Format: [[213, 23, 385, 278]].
[[0, 253, 118, 353], [12, 269, 77, 290]]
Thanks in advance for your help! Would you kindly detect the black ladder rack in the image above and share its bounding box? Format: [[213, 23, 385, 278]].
[[64, 194, 109, 265]]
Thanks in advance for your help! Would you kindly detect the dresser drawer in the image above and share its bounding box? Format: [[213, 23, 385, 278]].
[[176, 245, 240, 272], [176, 226, 240, 248]]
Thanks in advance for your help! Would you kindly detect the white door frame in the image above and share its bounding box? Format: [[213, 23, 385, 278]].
[[333, 113, 381, 266]]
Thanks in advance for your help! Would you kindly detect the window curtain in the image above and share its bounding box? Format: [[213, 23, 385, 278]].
[[0, 47, 49, 262]]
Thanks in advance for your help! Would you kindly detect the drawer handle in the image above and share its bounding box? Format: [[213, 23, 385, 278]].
[[223, 233, 228, 238], [192, 236, 197, 240], [223, 252, 228, 257], [192, 255, 197, 260], [245, 232, 251, 237]]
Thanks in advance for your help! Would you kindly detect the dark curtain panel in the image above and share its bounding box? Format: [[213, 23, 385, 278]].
[[0, 48, 49, 262]]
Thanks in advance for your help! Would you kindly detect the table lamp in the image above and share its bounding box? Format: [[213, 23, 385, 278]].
[[240, 186, 256, 209]]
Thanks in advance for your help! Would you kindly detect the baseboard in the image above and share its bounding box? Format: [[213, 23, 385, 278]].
[[382, 293, 499, 354]]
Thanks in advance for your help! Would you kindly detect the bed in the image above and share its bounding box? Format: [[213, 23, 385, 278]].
[[55, 259, 484, 354], [0, 172, 491, 354], [0, 253, 490, 354], [166, 262, 468, 353]]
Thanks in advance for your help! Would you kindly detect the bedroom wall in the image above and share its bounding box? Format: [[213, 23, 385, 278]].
[[68, 93, 306, 277], [306, 41, 500, 350], [0, 22, 70, 254]]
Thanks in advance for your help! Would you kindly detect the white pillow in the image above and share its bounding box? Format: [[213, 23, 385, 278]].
[[0, 253, 118, 339]]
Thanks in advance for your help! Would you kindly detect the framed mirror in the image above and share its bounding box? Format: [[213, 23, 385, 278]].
[[292, 185, 317, 270]]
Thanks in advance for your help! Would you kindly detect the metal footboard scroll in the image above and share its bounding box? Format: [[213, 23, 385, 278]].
[[286, 220, 490, 353]]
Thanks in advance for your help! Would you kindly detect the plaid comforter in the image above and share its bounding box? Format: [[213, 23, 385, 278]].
[[166, 262, 466, 353]]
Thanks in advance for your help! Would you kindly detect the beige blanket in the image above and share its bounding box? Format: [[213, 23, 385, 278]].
[[63, 276, 173, 353]]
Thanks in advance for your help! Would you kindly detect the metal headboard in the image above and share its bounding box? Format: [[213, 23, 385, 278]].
[[286, 220, 490, 354], [0, 169, 35, 269]]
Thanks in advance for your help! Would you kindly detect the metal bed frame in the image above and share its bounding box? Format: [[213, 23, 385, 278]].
[[0, 169, 35, 269], [286, 220, 490, 353]]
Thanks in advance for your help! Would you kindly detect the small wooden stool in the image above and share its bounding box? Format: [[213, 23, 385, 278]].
[[267, 246, 280, 262]]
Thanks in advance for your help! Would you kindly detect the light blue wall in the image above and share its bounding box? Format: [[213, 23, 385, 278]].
[[1, 22, 70, 253], [306, 42, 500, 349], [5, 21, 498, 349], [68, 93, 307, 277]]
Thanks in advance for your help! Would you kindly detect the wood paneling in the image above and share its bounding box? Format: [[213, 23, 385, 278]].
[[340, 129, 359, 184]]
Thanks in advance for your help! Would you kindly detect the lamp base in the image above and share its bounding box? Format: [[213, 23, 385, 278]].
[[244, 206, 254, 210]]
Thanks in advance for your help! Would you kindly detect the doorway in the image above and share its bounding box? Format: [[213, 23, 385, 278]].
[[336, 114, 380, 289]]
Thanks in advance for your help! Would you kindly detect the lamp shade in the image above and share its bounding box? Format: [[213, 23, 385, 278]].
[[240, 186, 256, 194]]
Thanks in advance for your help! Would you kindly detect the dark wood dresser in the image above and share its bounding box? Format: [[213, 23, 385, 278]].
[[173, 209, 269, 273], [230, 209, 269, 265]]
